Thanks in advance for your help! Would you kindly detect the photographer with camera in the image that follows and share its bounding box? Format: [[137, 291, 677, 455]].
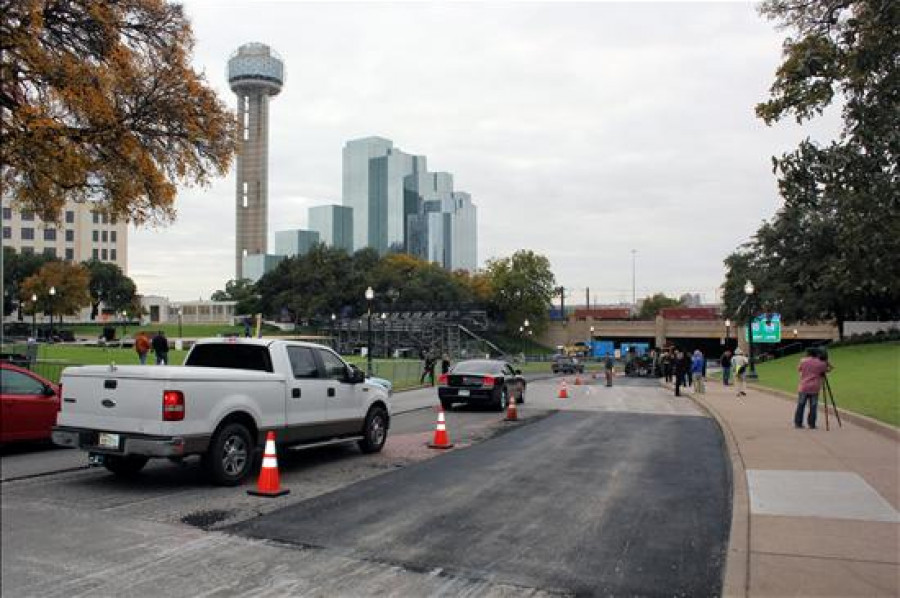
[[794, 347, 833, 429]]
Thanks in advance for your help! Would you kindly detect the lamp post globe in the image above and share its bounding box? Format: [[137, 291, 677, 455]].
[[364, 287, 374, 376], [331, 313, 337, 351]]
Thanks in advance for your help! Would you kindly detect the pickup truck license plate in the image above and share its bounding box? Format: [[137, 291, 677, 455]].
[[457, 389, 469, 397], [98, 433, 120, 449]]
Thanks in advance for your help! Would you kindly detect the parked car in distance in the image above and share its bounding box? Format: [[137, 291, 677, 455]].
[[551, 355, 584, 374], [1, 363, 60, 443], [437, 359, 526, 411]]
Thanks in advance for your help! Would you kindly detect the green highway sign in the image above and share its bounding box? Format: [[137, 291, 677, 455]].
[[745, 313, 782, 343]]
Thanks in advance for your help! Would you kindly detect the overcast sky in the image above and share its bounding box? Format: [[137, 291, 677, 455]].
[[130, 0, 840, 306]]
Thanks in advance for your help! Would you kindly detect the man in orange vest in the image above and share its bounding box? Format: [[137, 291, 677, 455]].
[[134, 332, 151, 365]]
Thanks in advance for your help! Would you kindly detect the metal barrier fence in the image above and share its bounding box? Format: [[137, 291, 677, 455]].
[[372, 360, 423, 389]]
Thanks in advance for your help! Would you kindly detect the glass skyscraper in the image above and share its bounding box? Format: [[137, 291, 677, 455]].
[[309, 205, 353, 253]]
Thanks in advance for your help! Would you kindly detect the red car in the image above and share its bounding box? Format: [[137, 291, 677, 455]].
[[1, 363, 61, 443]]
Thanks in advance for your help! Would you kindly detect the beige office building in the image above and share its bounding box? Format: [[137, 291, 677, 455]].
[[1, 199, 129, 272]]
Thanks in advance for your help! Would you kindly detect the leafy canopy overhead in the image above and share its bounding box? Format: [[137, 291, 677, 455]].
[[0, 0, 237, 224]]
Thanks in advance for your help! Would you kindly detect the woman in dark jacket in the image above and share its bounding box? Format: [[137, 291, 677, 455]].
[[673, 349, 688, 396]]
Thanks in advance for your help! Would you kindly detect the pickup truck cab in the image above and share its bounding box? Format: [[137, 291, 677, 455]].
[[52, 339, 391, 485]]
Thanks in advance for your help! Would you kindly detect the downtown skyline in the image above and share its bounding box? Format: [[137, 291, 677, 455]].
[[128, 1, 842, 305]]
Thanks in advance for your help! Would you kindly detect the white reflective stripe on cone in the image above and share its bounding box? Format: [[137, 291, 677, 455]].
[[265, 440, 276, 454], [262, 457, 278, 469]]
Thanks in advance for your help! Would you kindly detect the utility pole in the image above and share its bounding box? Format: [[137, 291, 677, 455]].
[[558, 286, 566, 324], [631, 249, 637, 308], [586, 287, 590, 311]]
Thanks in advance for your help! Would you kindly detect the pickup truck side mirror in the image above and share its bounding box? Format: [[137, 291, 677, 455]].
[[43, 384, 57, 397], [347, 365, 366, 384], [515, 369, 522, 375]]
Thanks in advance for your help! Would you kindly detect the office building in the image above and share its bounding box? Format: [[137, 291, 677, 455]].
[[228, 43, 284, 279], [242, 253, 284, 283], [274, 229, 320, 257], [1, 199, 128, 271], [450, 192, 477, 272], [309, 205, 353, 253]]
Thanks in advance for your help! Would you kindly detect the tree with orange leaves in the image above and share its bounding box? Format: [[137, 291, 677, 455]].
[[20, 261, 91, 318], [0, 0, 237, 224]]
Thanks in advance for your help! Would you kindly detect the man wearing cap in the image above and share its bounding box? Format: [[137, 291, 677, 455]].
[[794, 348, 833, 429]]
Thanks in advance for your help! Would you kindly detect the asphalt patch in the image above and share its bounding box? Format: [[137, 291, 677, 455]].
[[227, 411, 730, 596]]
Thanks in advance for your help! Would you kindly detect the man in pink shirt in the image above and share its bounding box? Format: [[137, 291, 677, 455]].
[[794, 348, 833, 429]]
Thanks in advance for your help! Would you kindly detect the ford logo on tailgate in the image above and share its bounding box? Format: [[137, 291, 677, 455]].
[[101, 399, 117, 408]]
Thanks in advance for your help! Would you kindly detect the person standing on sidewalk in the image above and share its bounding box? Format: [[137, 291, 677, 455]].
[[673, 349, 688, 396], [604, 353, 615, 387], [794, 348, 833, 429], [692, 349, 706, 394], [720, 350, 732, 386], [731, 348, 749, 396]]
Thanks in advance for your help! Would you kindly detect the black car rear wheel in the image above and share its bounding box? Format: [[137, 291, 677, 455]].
[[495, 386, 509, 412]]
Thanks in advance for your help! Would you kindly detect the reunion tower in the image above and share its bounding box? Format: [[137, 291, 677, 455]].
[[227, 43, 284, 279]]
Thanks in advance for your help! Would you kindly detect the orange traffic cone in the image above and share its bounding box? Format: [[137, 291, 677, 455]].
[[428, 406, 454, 449], [558, 380, 569, 399], [505, 394, 518, 421], [247, 431, 290, 497], [574, 375, 582, 386]]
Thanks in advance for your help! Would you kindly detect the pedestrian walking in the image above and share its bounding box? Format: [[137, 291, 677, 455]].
[[151, 330, 169, 365], [662, 350, 672, 383], [794, 348, 833, 429], [441, 353, 451, 375], [604, 353, 615, 387], [420, 351, 436, 386], [134, 332, 151, 365], [720, 350, 732, 386], [692, 349, 705, 394], [673, 349, 688, 397], [682, 350, 694, 388], [732, 348, 749, 396]]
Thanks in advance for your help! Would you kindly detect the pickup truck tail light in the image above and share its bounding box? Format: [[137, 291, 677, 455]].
[[162, 390, 185, 421], [437, 374, 448, 386], [482, 376, 495, 389]]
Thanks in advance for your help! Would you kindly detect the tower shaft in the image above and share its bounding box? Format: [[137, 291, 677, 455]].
[[235, 92, 270, 279]]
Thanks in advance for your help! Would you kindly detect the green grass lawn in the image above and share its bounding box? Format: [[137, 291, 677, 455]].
[[753, 342, 900, 427]]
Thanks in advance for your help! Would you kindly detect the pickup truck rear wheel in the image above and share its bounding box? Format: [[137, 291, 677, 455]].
[[103, 455, 149, 477], [358, 406, 388, 454], [204, 423, 254, 486]]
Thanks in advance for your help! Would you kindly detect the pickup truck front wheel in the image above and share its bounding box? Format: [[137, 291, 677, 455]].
[[103, 454, 149, 477], [358, 406, 388, 454], [204, 423, 253, 486]]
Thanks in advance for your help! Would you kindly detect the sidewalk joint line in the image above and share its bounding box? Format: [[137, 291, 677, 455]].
[[752, 549, 899, 567]]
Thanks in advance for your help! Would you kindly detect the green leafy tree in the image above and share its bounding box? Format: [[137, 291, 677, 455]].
[[83, 260, 137, 320], [2, 246, 55, 316], [637, 293, 683, 320], [211, 278, 259, 315], [730, 0, 900, 331], [485, 250, 556, 335]]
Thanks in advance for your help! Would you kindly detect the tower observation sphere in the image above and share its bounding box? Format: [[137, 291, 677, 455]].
[[227, 43, 284, 280]]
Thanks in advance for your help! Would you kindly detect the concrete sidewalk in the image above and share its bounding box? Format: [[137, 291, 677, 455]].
[[681, 379, 900, 597]]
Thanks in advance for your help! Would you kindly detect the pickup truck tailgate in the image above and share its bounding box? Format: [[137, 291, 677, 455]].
[[59, 366, 176, 435]]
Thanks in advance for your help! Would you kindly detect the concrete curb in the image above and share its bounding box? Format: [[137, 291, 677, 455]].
[[660, 381, 750, 598], [746, 383, 899, 441]]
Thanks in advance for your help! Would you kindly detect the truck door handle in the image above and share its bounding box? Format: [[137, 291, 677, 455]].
[[292, 388, 301, 399], [327, 388, 335, 397]]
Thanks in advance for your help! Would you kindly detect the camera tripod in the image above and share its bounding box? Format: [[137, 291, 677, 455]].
[[822, 375, 842, 431]]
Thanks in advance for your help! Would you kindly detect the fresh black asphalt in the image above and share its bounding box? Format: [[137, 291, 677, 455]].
[[229, 410, 731, 596]]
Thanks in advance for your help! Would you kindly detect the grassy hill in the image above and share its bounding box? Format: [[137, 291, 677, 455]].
[[754, 342, 899, 427]]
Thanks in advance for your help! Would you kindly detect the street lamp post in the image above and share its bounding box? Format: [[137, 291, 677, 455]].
[[178, 308, 183, 340], [331, 313, 337, 351], [744, 280, 758, 379], [589, 325, 595, 358], [30, 293, 37, 339], [122, 311, 128, 338], [365, 286, 374, 376], [48, 286, 56, 342], [724, 318, 731, 348], [381, 312, 387, 358]]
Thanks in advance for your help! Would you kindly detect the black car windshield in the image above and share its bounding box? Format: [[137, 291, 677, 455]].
[[451, 360, 504, 375]]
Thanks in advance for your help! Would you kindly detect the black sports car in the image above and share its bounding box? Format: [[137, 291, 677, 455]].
[[437, 359, 526, 411]]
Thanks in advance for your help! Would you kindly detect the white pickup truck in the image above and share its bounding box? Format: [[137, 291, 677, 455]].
[[52, 339, 391, 485]]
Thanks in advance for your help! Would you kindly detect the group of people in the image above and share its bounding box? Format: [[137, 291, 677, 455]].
[[419, 349, 451, 385], [658, 348, 709, 397], [134, 330, 169, 365]]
